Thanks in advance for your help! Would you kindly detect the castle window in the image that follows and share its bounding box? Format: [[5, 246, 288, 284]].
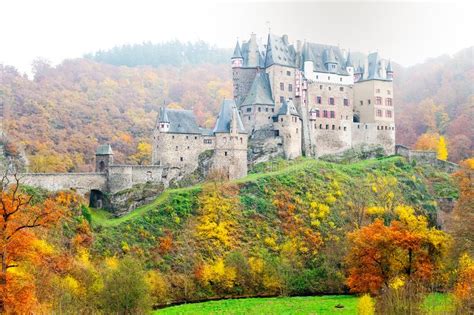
[[172, 135, 175, 139], [344, 126, 347, 131], [287, 71, 291, 76], [386, 98, 393, 106], [195, 136, 198, 139], [330, 111, 335, 118], [340, 87, 344, 91], [328, 76, 330, 80], [343, 98, 349, 106], [240, 137, 243, 143], [225, 151, 228, 156], [368, 99, 371, 105], [326, 124, 329, 129], [319, 124, 323, 129], [376, 88, 381, 93], [360, 100, 363, 105], [272, 108, 274, 112], [316, 75, 319, 79], [187, 146, 190, 149], [386, 110, 392, 118], [296, 128, 298, 134], [160, 123, 164, 128], [265, 107, 268, 112], [175, 146, 178, 151], [375, 97, 382, 105], [317, 96, 322, 104], [387, 90, 391, 95], [316, 109, 320, 117], [340, 77, 342, 82], [365, 125, 368, 129], [258, 107, 261, 112], [320, 85, 323, 89], [376, 109, 382, 117], [248, 116, 251, 120], [280, 118, 283, 122], [180, 157, 184, 161], [280, 96, 284, 103], [186, 136, 189, 140], [328, 86, 332, 91], [280, 82, 284, 91], [323, 110, 328, 118], [288, 84, 293, 92], [329, 97, 335, 105], [246, 107, 251, 112]]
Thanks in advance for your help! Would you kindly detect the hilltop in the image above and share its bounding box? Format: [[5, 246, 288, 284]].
[[88, 156, 457, 304]]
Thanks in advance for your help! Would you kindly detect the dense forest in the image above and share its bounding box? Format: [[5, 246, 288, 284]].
[[0, 42, 472, 172]]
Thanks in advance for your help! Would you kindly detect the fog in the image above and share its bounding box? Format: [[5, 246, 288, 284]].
[[1, 0, 473, 73]]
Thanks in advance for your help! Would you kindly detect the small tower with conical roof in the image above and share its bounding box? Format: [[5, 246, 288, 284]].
[[231, 40, 243, 68], [157, 107, 170, 132], [273, 99, 302, 159], [325, 48, 338, 73], [212, 99, 248, 179], [95, 144, 113, 172], [386, 60, 394, 81], [345, 51, 354, 76]]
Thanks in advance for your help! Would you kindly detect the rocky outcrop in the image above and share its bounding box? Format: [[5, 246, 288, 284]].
[[248, 128, 284, 164], [108, 182, 165, 217]]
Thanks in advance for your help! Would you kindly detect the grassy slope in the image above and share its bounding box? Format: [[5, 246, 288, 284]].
[[89, 156, 457, 253], [154, 293, 453, 315]]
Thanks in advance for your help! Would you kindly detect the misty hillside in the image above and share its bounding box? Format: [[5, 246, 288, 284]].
[[0, 42, 472, 172]]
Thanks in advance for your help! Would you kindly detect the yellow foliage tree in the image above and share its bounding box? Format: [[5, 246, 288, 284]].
[[414, 133, 439, 151], [357, 294, 375, 315], [437, 136, 448, 161], [130, 141, 151, 165]]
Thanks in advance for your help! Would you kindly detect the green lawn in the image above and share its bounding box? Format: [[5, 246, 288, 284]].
[[154, 293, 454, 315], [154, 295, 358, 315]]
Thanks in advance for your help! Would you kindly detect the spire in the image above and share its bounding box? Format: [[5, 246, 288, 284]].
[[326, 47, 337, 64], [232, 40, 243, 59], [345, 51, 353, 68], [159, 107, 170, 123], [386, 60, 393, 73]]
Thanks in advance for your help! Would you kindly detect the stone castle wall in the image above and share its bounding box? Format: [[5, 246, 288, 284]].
[[352, 122, 396, 155], [18, 173, 107, 196], [233, 68, 258, 106], [274, 115, 302, 159], [265, 65, 297, 112], [395, 145, 459, 173], [214, 133, 248, 179]]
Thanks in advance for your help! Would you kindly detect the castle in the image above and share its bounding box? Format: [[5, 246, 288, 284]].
[[10, 33, 398, 212], [152, 33, 395, 179]]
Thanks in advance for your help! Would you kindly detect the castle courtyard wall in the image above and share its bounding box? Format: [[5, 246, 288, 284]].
[[17, 173, 107, 196]]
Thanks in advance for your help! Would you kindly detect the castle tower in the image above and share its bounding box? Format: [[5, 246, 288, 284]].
[[273, 100, 302, 159], [157, 107, 170, 132], [352, 52, 395, 154], [95, 144, 113, 172], [213, 99, 248, 179]]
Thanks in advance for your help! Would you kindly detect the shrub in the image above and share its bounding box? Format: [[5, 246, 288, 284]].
[[357, 294, 375, 315]]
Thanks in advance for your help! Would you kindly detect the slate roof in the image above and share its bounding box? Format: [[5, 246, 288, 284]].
[[345, 51, 353, 68], [241, 72, 274, 107], [240, 35, 265, 68], [276, 99, 300, 117], [159, 107, 203, 134], [213, 99, 246, 134], [264, 34, 297, 68], [359, 52, 391, 81], [232, 41, 243, 59], [302, 42, 350, 75], [386, 60, 393, 73], [96, 144, 113, 155]]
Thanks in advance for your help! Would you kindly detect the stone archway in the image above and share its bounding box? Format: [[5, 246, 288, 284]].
[[89, 189, 108, 209]]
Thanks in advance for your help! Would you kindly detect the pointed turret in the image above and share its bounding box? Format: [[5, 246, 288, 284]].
[[325, 47, 338, 73], [158, 107, 170, 132], [213, 99, 246, 134], [231, 40, 244, 68], [386, 60, 394, 80], [345, 51, 353, 68]]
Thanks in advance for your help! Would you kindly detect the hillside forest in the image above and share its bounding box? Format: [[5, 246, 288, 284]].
[[0, 42, 472, 172]]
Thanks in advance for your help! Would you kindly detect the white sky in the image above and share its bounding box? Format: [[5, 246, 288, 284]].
[[1, 0, 473, 74]]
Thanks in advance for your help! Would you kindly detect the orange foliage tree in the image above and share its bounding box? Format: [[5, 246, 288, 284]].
[[0, 175, 67, 313], [346, 206, 450, 295]]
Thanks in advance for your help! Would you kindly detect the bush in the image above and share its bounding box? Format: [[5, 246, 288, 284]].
[[357, 294, 375, 315]]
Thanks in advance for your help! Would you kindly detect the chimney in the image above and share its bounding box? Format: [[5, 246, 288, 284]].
[[296, 40, 302, 53], [282, 34, 289, 45]]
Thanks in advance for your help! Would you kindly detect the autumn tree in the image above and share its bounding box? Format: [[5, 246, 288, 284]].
[[437, 135, 448, 160], [346, 206, 450, 295], [0, 175, 65, 313], [414, 133, 439, 151], [130, 141, 152, 165]]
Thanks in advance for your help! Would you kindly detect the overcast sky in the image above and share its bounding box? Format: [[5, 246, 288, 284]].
[[1, 0, 473, 74]]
